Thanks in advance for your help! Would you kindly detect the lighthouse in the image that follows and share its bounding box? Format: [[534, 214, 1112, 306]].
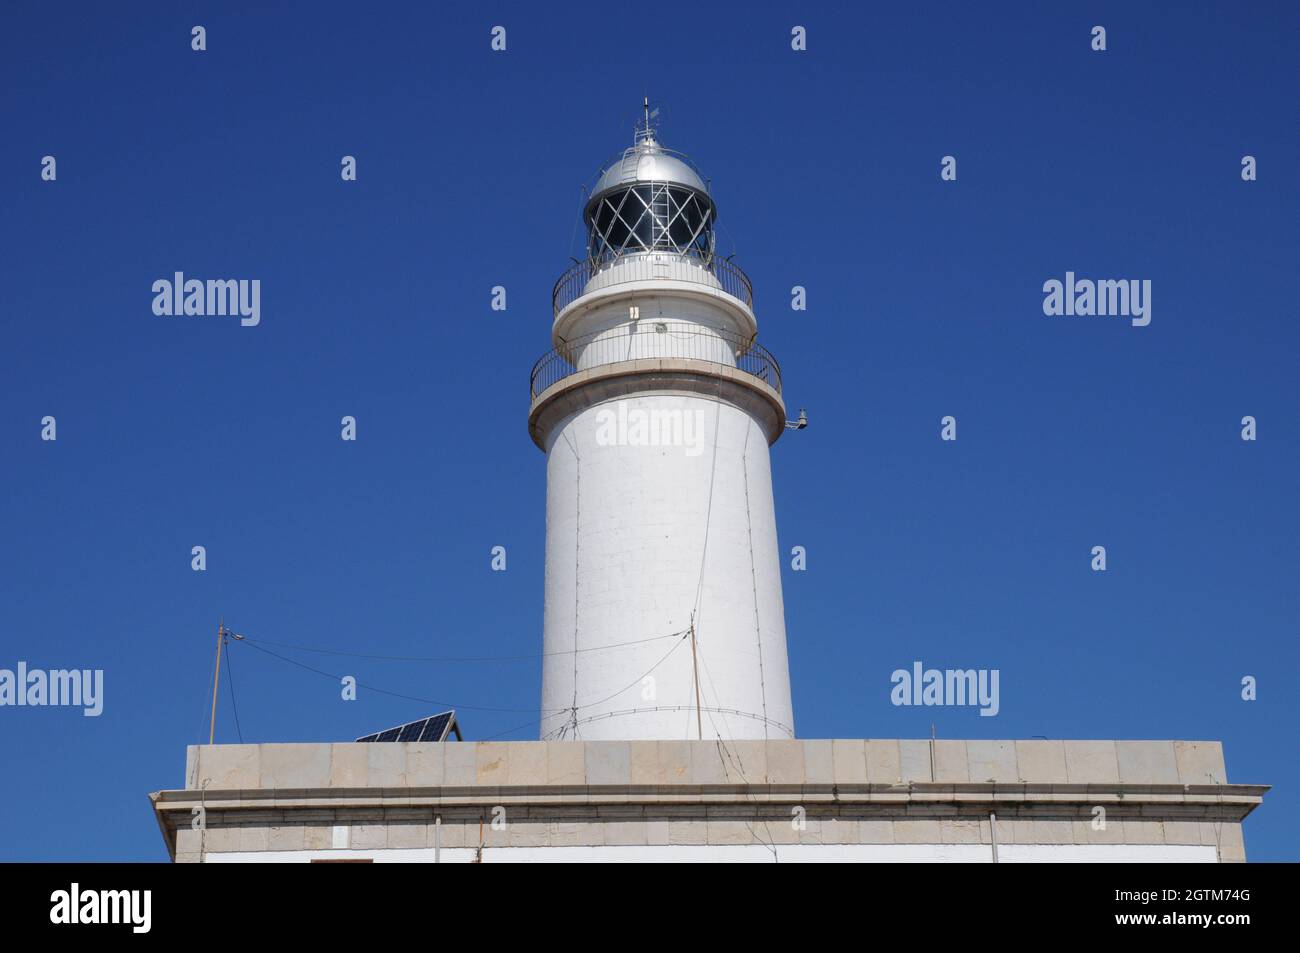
[[529, 107, 795, 741]]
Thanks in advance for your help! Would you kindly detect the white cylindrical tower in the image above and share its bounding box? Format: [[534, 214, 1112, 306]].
[[529, 113, 794, 741]]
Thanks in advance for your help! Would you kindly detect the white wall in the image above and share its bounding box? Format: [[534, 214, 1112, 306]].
[[206, 843, 1218, 863], [540, 269, 792, 741], [540, 389, 792, 741]]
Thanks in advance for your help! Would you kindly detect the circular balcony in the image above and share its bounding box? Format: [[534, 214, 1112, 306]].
[[552, 252, 754, 318], [530, 323, 781, 401]]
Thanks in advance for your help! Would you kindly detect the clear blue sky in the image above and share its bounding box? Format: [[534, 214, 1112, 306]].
[[1, 1, 1296, 861]]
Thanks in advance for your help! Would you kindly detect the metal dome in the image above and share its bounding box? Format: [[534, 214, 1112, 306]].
[[589, 134, 709, 199], [583, 118, 716, 264]]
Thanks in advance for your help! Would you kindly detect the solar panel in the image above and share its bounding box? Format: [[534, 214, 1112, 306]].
[[396, 719, 426, 742], [355, 710, 458, 744], [418, 713, 452, 742]]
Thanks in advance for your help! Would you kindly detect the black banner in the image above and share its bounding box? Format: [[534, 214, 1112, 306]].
[[0, 861, 1285, 939]]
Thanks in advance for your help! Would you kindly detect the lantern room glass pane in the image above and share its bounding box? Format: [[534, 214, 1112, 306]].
[[589, 184, 714, 260]]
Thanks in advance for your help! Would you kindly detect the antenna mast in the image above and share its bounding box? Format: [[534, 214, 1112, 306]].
[[208, 618, 224, 744], [638, 96, 659, 143]]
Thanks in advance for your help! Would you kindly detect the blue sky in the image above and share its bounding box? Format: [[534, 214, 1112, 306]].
[[1, 1, 1296, 861]]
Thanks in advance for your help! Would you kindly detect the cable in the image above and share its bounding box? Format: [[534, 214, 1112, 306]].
[[234, 629, 687, 663], [563, 427, 583, 737], [235, 628, 692, 719], [223, 635, 244, 743], [691, 376, 725, 625], [741, 426, 770, 740], [691, 661, 782, 859], [696, 641, 738, 740], [711, 732, 779, 860], [239, 640, 541, 715], [547, 633, 693, 741], [479, 709, 571, 742], [567, 632, 691, 712], [568, 705, 792, 735], [684, 375, 725, 739]]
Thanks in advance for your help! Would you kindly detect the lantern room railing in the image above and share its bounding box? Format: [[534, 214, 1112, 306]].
[[552, 252, 754, 317], [529, 323, 781, 401]]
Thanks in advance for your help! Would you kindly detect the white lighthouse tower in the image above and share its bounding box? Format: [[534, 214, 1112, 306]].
[[529, 107, 794, 741]]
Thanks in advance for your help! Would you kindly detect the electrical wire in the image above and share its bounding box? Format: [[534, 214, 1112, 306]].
[[741, 425, 770, 739], [683, 375, 725, 739], [691, 376, 725, 625], [561, 427, 583, 736], [239, 639, 541, 715], [478, 709, 572, 742], [565, 632, 690, 712], [567, 705, 791, 735], [234, 628, 688, 663], [223, 635, 244, 743], [712, 732, 779, 860], [234, 627, 692, 720]]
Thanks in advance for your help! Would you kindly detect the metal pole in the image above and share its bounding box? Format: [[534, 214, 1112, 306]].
[[990, 812, 999, 864], [208, 618, 223, 745]]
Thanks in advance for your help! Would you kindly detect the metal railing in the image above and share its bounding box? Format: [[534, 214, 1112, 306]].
[[552, 252, 754, 317], [530, 323, 781, 400]]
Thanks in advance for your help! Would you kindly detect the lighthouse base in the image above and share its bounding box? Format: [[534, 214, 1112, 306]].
[[153, 738, 1264, 862]]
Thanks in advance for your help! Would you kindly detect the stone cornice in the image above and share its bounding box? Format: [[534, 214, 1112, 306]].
[[553, 278, 758, 344], [528, 357, 787, 450], [152, 780, 1267, 823]]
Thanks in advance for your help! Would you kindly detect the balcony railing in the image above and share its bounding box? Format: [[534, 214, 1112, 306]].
[[529, 323, 781, 400], [552, 252, 754, 317]]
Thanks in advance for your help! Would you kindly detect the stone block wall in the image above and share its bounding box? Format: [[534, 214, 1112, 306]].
[[151, 739, 1264, 863]]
